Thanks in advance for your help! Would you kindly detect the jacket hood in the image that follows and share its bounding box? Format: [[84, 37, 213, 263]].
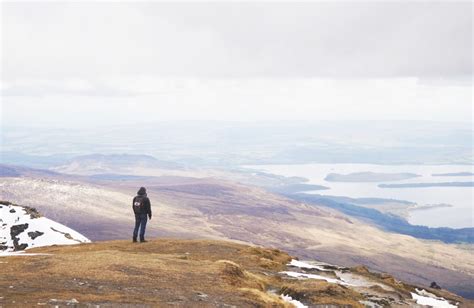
[[137, 187, 147, 196]]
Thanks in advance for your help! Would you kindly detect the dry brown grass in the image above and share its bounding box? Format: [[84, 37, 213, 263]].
[[1, 239, 471, 307], [279, 280, 365, 308], [238, 288, 293, 307], [3, 175, 473, 298], [0, 239, 294, 307]]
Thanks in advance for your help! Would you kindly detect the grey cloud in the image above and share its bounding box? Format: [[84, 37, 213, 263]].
[[1, 82, 138, 97], [2, 2, 472, 80]]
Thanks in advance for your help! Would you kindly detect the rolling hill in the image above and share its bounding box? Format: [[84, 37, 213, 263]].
[[0, 164, 473, 299], [51, 154, 182, 175]]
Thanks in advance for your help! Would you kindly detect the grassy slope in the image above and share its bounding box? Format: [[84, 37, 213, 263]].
[[1, 239, 293, 307], [2, 239, 470, 308], [1, 175, 473, 299]]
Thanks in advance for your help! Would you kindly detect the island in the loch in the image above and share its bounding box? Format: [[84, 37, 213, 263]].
[[432, 172, 474, 177], [379, 182, 474, 188], [410, 203, 454, 211], [324, 172, 420, 182]]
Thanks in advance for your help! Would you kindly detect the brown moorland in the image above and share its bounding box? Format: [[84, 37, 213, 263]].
[[1, 170, 473, 299], [1, 239, 471, 308]]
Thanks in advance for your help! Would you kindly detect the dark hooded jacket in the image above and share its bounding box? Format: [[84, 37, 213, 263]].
[[132, 187, 152, 217]]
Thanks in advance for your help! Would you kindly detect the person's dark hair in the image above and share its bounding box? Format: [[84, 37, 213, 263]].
[[137, 187, 147, 195]]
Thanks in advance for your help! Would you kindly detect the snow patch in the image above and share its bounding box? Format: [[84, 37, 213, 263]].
[[280, 271, 351, 286], [336, 272, 394, 291], [0, 251, 52, 257], [286, 259, 393, 290], [280, 294, 308, 308], [288, 259, 333, 272], [411, 289, 457, 308], [359, 300, 383, 308], [0, 204, 90, 254]]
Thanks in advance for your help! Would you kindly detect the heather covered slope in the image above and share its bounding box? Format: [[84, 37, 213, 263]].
[[1, 170, 473, 298], [0, 239, 468, 307]]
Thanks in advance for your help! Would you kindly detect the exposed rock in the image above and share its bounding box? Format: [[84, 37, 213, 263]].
[[22, 206, 42, 219], [10, 224, 29, 238], [50, 227, 77, 241], [12, 240, 28, 251], [28, 231, 44, 240], [352, 265, 370, 274], [10, 223, 29, 251], [1, 203, 89, 253]]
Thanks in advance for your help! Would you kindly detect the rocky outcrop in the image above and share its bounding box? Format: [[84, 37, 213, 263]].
[[11, 223, 29, 251], [0, 202, 90, 253]]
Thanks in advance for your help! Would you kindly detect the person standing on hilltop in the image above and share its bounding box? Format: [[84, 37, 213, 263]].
[[132, 187, 152, 243]]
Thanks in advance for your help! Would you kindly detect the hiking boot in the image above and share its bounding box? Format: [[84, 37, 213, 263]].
[[140, 238, 147, 243], [133, 237, 137, 243]]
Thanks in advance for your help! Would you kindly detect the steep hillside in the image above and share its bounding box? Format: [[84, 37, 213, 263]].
[[1, 172, 473, 298], [0, 239, 468, 307], [0, 201, 89, 253]]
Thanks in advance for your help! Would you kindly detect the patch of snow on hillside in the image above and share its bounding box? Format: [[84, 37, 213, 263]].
[[288, 259, 333, 272], [336, 272, 394, 291], [287, 259, 393, 290], [359, 300, 383, 308], [411, 289, 457, 308], [281, 294, 307, 308], [0, 251, 52, 257], [281, 271, 351, 286], [0, 203, 90, 254]]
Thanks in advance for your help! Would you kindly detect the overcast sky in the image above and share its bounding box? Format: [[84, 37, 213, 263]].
[[1, 1, 472, 127]]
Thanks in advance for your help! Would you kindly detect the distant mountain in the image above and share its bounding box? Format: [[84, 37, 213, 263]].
[[4, 121, 472, 166], [51, 153, 182, 175], [0, 164, 62, 178], [0, 163, 155, 182], [432, 172, 474, 177], [0, 165, 20, 177], [0, 201, 89, 253], [0, 151, 71, 169]]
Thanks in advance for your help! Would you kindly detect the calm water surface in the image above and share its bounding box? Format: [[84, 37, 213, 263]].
[[247, 164, 473, 229]]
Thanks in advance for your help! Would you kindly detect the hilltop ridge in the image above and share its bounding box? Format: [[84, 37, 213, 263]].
[[0, 239, 469, 307]]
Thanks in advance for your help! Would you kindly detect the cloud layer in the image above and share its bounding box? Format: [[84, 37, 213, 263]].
[[2, 2, 472, 79], [1, 2, 472, 126]]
